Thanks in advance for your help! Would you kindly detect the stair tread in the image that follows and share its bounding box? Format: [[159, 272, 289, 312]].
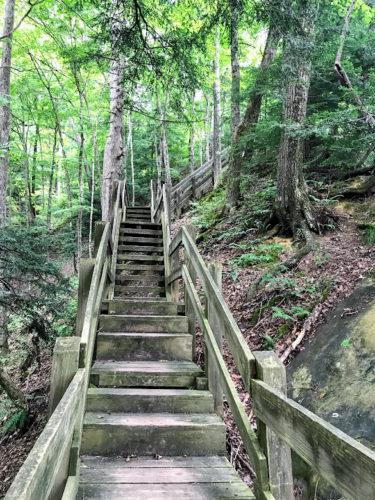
[[80, 456, 231, 469], [98, 332, 191, 337], [84, 412, 224, 427], [92, 361, 202, 374], [87, 388, 212, 397], [117, 254, 164, 261], [122, 221, 161, 227]]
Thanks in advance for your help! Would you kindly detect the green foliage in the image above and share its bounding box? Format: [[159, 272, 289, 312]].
[[0, 223, 75, 339], [191, 188, 227, 231], [231, 243, 284, 269], [0, 399, 27, 435], [358, 223, 375, 245]]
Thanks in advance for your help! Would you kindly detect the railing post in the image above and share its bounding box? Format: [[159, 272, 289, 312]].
[[93, 221, 106, 257], [184, 225, 197, 361], [206, 262, 224, 417], [48, 337, 80, 418], [76, 258, 95, 336], [253, 351, 294, 500]]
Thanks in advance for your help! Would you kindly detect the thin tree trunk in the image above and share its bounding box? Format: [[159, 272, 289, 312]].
[[155, 134, 162, 195], [0, 0, 15, 223], [129, 112, 135, 206], [30, 125, 38, 219], [226, 22, 281, 210], [88, 121, 97, 258], [47, 127, 57, 230], [230, 0, 241, 142], [212, 28, 221, 186], [189, 94, 196, 173], [275, 0, 320, 235], [157, 94, 172, 188], [204, 94, 211, 163], [101, 58, 125, 220]]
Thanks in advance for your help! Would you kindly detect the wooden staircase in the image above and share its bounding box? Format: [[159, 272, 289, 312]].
[[77, 206, 253, 499]]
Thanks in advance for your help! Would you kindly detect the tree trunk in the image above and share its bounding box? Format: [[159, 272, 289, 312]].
[[157, 94, 172, 188], [155, 134, 162, 196], [47, 127, 57, 230], [275, 0, 320, 235], [204, 94, 211, 163], [129, 112, 135, 206], [0, 365, 26, 406], [30, 125, 38, 219], [189, 94, 196, 173], [102, 58, 125, 220], [212, 28, 221, 186], [230, 0, 240, 142], [0, 0, 15, 223], [226, 22, 281, 211]]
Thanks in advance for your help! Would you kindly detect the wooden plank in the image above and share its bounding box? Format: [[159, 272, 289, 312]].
[[251, 379, 375, 500], [253, 352, 293, 500], [5, 371, 85, 500], [80, 466, 243, 484], [181, 227, 256, 387], [167, 265, 182, 286], [169, 227, 183, 256], [81, 456, 232, 469], [77, 482, 253, 500], [182, 266, 270, 493]]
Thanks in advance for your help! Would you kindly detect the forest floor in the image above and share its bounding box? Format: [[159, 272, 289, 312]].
[[172, 194, 375, 491]]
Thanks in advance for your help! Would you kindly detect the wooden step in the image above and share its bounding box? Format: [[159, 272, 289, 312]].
[[127, 214, 151, 220], [118, 245, 164, 253], [90, 361, 203, 388], [85, 388, 214, 413], [119, 236, 163, 245], [115, 285, 165, 296], [99, 315, 188, 333], [81, 412, 226, 456], [117, 254, 164, 262], [120, 228, 162, 237], [103, 300, 184, 316], [126, 208, 150, 213], [122, 221, 161, 228], [96, 332, 192, 361], [116, 264, 165, 272], [115, 275, 165, 283], [77, 481, 252, 499]]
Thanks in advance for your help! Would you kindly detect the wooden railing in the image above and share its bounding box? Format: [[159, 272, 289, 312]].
[[154, 179, 375, 500], [151, 148, 229, 222], [5, 180, 130, 500]]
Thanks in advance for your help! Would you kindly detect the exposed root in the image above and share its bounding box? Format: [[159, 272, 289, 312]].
[[335, 175, 375, 198], [280, 304, 324, 363]]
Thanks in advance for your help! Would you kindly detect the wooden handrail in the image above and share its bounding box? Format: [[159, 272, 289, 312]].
[[252, 379, 375, 499], [182, 265, 270, 496]]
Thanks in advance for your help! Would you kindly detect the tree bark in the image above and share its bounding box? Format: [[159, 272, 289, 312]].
[[102, 57, 125, 220], [212, 28, 221, 187], [157, 94, 172, 188], [230, 0, 241, 142], [47, 127, 57, 230], [129, 112, 135, 206], [0, 0, 15, 222], [189, 94, 196, 174], [0, 365, 26, 406], [275, 0, 319, 235], [204, 93, 211, 163], [226, 22, 281, 211]]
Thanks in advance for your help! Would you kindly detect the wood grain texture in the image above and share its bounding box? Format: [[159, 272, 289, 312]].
[[252, 379, 375, 500]]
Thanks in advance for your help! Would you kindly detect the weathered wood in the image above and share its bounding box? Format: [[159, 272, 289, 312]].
[[76, 258, 95, 336], [182, 265, 270, 494], [48, 337, 81, 418], [207, 262, 223, 417], [181, 227, 256, 387], [5, 370, 85, 500], [93, 221, 106, 257], [167, 265, 182, 286], [183, 225, 197, 361], [253, 352, 293, 500], [251, 379, 375, 500]]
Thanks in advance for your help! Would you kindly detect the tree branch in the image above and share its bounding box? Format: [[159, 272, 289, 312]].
[[0, 0, 45, 40]]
